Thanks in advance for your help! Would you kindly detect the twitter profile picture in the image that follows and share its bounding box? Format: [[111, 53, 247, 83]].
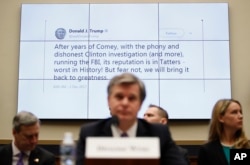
[[55, 28, 66, 39]]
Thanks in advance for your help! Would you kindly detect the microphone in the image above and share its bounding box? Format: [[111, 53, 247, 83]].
[[111, 115, 119, 126]]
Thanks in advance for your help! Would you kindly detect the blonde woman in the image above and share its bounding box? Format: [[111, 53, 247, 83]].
[[198, 99, 250, 165]]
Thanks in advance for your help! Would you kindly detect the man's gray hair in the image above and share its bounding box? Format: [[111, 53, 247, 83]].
[[13, 111, 40, 132]]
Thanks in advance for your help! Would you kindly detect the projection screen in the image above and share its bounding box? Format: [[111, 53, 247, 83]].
[[18, 3, 231, 119]]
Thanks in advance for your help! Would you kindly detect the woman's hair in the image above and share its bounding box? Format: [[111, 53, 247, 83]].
[[208, 99, 249, 148], [107, 72, 146, 103]]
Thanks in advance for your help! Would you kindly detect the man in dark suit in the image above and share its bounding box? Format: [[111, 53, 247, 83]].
[[76, 72, 187, 165], [0, 111, 56, 165], [144, 104, 190, 165]]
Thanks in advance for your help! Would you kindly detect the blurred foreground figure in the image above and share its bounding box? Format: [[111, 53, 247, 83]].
[[76, 72, 187, 165]]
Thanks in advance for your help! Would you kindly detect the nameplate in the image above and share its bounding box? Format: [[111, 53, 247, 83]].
[[85, 137, 160, 158], [230, 149, 250, 165]]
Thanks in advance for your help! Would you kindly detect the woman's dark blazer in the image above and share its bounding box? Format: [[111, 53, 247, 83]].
[[197, 139, 228, 165]]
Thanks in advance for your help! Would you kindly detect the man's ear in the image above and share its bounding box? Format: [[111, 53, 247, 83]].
[[160, 118, 168, 125], [107, 96, 111, 108], [12, 129, 17, 136]]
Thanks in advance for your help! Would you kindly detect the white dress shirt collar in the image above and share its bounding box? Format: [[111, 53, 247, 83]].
[[111, 119, 138, 137]]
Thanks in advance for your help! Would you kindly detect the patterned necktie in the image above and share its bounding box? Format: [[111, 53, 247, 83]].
[[121, 132, 128, 137], [16, 152, 24, 165]]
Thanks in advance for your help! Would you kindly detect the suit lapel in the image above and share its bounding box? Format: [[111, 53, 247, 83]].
[[3, 144, 13, 165], [100, 118, 113, 136], [213, 140, 229, 165], [29, 148, 40, 165], [136, 119, 150, 137]]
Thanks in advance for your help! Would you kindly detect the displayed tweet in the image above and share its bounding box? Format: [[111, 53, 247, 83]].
[[18, 3, 230, 119]]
